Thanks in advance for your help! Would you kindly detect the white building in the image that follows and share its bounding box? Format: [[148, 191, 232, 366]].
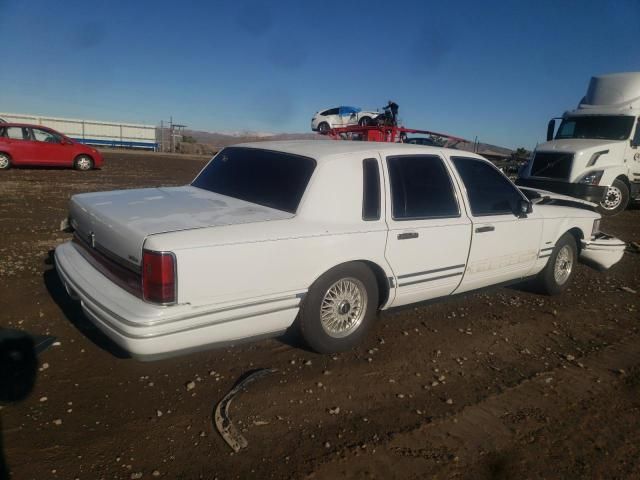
[[0, 112, 157, 150]]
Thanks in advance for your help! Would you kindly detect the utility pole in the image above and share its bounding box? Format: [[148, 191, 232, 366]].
[[169, 116, 174, 153]]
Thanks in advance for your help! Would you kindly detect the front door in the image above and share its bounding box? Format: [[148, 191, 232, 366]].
[[383, 154, 472, 308], [336, 107, 355, 127], [30, 128, 70, 166], [449, 156, 542, 293]]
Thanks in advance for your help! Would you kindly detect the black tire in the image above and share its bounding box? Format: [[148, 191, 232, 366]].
[[299, 262, 378, 354], [318, 122, 330, 135], [535, 233, 578, 295], [598, 178, 629, 216], [0, 152, 11, 170], [359, 116, 371, 126], [74, 155, 94, 171]]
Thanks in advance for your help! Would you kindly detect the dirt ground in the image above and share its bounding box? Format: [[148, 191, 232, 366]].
[[1, 150, 639, 480]]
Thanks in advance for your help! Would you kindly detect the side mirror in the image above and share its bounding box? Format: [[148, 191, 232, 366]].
[[546, 119, 556, 142], [515, 199, 532, 218]]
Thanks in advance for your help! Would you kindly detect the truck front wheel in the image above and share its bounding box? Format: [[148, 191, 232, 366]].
[[598, 179, 629, 216]]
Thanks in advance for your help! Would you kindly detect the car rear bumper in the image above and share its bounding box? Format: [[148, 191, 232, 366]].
[[516, 177, 607, 203], [54, 241, 301, 360], [579, 233, 626, 271]]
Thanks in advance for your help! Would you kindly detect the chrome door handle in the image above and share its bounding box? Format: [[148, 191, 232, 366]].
[[397, 232, 419, 240], [475, 226, 495, 233]]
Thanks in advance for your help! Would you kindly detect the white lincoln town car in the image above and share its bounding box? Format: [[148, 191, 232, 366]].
[[55, 141, 625, 360]]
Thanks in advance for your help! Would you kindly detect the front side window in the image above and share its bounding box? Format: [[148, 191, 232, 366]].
[[191, 147, 316, 214], [32, 128, 61, 143], [387, 155, 459, 220], [339, 106, 360, 116], [633, 119, 640, 146], [452, 156, 523, 216], [556, 115, 634, 141]]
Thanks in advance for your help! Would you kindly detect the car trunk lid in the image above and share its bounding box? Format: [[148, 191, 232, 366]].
[[69, 186, 293, 268]]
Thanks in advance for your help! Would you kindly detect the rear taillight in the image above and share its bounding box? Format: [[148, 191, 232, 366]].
[[142, 250, 176, 304]]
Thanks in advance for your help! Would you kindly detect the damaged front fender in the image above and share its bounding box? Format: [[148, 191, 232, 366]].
[[580, 233, 626, 271]]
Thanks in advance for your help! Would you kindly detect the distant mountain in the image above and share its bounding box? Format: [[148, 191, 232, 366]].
[[177, 128, 513, 159], [444, 139, 513, 159], [184, 129, 318, 148]]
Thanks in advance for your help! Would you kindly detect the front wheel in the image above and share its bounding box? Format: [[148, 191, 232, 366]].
[[598, 178, 629, 216], [74, 155, 94, 171], [535, 233, 577, 295], [299, 263, 378, 353], [359, 116, 371, 126]]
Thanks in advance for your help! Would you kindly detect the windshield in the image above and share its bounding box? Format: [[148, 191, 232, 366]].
[[555, 115, 635, 141], [191, 147, 316, 213]]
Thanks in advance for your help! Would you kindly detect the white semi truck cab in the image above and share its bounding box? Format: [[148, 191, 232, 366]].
[[517, 72, 640, 215]]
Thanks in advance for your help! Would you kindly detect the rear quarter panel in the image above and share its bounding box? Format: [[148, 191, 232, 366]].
[[144, 152, 394, 309]]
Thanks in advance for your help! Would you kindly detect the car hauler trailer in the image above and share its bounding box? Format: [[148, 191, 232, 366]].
[[517, 72, 640, 215], [324, 124, 465, 144], [0, 112, 157, 151]]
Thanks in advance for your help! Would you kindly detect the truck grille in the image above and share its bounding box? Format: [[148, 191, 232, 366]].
[[530, 152, 573, 180]]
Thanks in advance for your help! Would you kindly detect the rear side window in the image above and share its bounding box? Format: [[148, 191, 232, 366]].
[[362, 158, 381, 220], [451, 156, 523, 216], [6, 127, 29, 140], [191, 147, 316, 214], [387, 155, 459, 219]]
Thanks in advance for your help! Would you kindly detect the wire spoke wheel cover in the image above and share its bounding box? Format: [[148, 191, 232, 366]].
[[320, 277, 367, 338], [554, 245, 574, 285], [0, 154, 9, 169]]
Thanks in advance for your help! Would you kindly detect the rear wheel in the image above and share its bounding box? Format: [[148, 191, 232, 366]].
[[74, 155, 94, 171], [535, 233, 577, 295], [598, 178, 629, 216], [0, 153, 11, 170], [359, 116, 371, 126], [318, 122, 330, 135], [299, 263, 378, 353]]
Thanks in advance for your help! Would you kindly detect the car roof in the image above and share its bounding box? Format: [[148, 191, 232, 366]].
[[0, 122, 55, 129], [230, 140, 486, 162]]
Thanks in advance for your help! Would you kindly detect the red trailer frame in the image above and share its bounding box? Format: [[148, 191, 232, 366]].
[[325, 124, 466, 144]]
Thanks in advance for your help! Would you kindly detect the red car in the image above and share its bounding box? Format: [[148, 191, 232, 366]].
[[0, 123, 103, 170]]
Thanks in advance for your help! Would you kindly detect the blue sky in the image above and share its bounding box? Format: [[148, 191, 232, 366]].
[[1, 0, 639, 149]]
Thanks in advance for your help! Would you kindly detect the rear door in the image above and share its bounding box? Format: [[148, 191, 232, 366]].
[[321, 108, 340, 128], [30, 127, 71, 166], [2, 126, 33, 164], [450, 156, 542, 293], [383, 154, 472, 308]]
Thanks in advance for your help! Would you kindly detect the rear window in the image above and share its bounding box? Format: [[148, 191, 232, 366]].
[[191, 147, 316, 213]]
